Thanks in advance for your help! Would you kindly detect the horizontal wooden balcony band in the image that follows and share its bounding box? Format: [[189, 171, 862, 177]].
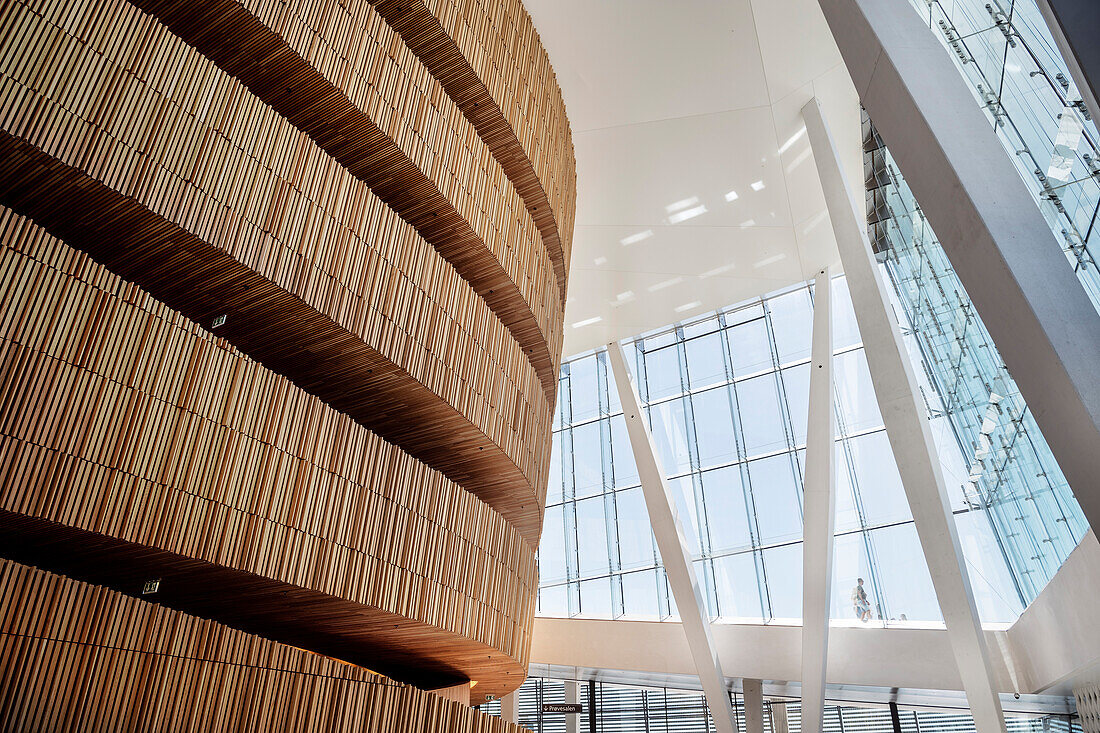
[[0, 134, 546, 542], [0, 559, 521, 724], [0, 518, 529, 701], [370, 0, 573, 297], [123, 0, 564, 395]]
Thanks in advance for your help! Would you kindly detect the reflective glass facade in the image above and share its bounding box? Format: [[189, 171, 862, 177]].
[[867, 115, 1090, 601], [909, 0, 1100, 309], [539, 277, 1024, 625], [481, 677, 1081, 733]]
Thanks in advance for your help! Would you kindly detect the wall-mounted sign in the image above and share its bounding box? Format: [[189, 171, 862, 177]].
[[542, 704, 583, 714], [142, 579, 160, 595]]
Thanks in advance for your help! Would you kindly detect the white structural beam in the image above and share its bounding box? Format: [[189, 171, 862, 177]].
[[501, 691, 518, 725], [815, 0, 1100, 550], [606, 342, 737, 733], [743, 679, 765, 733], [564, 680, 580, 733], [801, 266, 836, 733], [801, 96, 1006, 733]]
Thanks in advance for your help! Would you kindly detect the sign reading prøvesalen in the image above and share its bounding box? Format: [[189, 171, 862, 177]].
[[542, 703, 584, 714]]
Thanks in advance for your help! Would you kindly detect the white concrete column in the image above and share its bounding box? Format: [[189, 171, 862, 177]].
[[564, 680, 580, 733], [802, 97, 1007, 733], [815, 0, 1100, 553], [801, 266, 836, 733], [743, 679, 764, 733], [606, 342, 738, 733], [501, 691, 519, 725]]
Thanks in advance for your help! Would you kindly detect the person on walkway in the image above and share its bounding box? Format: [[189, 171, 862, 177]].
[[851, 578, 872, 622]]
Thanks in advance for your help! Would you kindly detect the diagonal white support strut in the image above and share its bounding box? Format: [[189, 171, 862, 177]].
[[801, 266, 836, 733], [606, 342, 737, 733], [802, 97, 1007, 733]]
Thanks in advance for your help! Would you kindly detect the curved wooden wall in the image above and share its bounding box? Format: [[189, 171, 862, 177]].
[[0, 0, 573, 719], [0, 558, 527, 732], [0, 208, 534, 696]]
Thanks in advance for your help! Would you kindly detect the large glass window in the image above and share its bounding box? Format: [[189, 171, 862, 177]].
[[538, 273, 1058, 626]]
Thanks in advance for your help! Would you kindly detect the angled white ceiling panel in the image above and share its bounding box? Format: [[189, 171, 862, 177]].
[[526, 0, 863, 356]]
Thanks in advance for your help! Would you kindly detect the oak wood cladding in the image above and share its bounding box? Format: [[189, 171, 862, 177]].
[[0, 210, 534, 697], [125, 0, 566, 392], [369, 0, 575, 296], [0, 0, 553, 537], [0, 559, 528, 730], [0, 0, 573, 715]]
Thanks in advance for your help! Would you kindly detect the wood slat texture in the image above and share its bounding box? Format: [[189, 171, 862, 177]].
[[0, 0, 553, 538], [0, 558, 528, 729], [0, 208, 534, 698], [126, 0, 566, 393], [0, 0, 573, 719], [369, 0, 576, 296]]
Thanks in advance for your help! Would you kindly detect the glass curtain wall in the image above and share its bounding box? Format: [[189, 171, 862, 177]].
[[539, 277, 1024, 625], [908, 0, 1100, 309], [866, 113, 1089, 600], [479, 678, 1081, 733]]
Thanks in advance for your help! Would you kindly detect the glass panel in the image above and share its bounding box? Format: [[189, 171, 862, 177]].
[[539, 504, 567, 584], [763, 543, 803, 620], [870, 523, 942, 623], [571, 420, 605, 499], [547, 436, 564, 506], [615, 487, 655, 571], [649, 397, 693, 476], [643, 343, 684, 401], [579, 576, 613, 618], [684, 331, 727, 390], [620, 568, 660, 619], [609, 414, 639, 488], [670, 475, 703, 556], [737, 373, 789, 458], [769, 288, 813, 365], [576, 496, 610, 578], [701, 465, 753, 554], [714, 551, 764, 621], [847, 430, 911, 526], [833, 349, 883, 435], [831, 532, 875, 621], [831, 276, 863, 351], [780, 363, 810, 447], [955, 510, 1024, 623], [538, 584, 568, 618], [568, 355, 600, 424], [726, 317, 773, 377], [691, 386, 738, 470], [748, 454, 803, 545]]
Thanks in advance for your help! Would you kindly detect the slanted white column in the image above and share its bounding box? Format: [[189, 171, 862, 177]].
[[801, 266, 836, 733], [815, 0, 1100, 557], [606, 342, 737, 733], [743, 679, 765, 733], [501, 691, 519, 724], [802, 96, 1007, 733], [564, 680, 580, 733]]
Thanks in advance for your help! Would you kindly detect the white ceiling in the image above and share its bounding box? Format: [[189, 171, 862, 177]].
[[525, 0, 864, 357]]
